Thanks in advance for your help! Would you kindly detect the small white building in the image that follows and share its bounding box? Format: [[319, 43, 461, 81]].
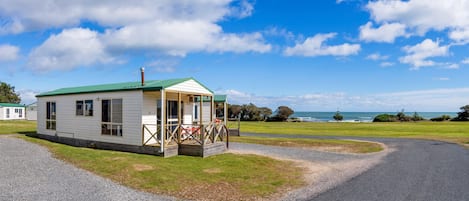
[[26, 102, 37, 121], [0, 103, 25, 120], [36, 77, 228, 157]]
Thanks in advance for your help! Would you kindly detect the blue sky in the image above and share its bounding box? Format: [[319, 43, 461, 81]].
[[1, 0, 469, 112]]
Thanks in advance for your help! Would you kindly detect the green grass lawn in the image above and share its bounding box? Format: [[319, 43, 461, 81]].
[[20, 136, 304, 201], [0, 120, 36, 134], [230, 136, 383, 153], [240, 121, 469, 145]]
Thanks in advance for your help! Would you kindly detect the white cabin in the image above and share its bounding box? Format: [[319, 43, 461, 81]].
[[0, 103, 25, 120], [26, 102, 37, 121], [36, 77, 228, 157]]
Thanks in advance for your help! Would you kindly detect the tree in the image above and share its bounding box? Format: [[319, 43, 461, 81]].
[[268, 106, 294, 121], [258, 107, 272, 121], [0, 82, 21, 103], [411, 112, 425, 121], [451, 105, 469, 121], [333, 110, 344, 121], [228, 104, 242, 119]]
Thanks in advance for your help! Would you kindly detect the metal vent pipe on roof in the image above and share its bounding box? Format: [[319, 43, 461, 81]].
[[140, 67, 145, 86]]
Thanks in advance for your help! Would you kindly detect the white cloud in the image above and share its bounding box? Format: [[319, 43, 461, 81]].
[[380, 62, 394, 67], [284, 33, 360, 57], [0, 1, 233, 33], [366, 0, 469, 35], [449, 28, 469, 43], [0, 44, 19, 61], [366, 53, 389, 61], [28, 28, 115, 71], [230, 0, 254, 18], [445, 63, 459, 69], [219, 88, 469, 112], [434, 77, 450, 81], [18, 89, 39, 104], [359, 22, 406, 43], [399, 39, 449, 70], [146, 59, 179, 73], [462, 58, 469, 64], [2, 1, 271, 70]]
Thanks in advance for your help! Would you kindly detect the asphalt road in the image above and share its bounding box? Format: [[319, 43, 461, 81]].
[[242, 133, 469, 201]]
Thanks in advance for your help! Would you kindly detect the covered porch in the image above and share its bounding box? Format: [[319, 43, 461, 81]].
[[141, 89, 228, 157]]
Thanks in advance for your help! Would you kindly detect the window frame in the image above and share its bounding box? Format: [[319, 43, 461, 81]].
[[46, 101, 56, 130], [76, 100, 93, 116], [101, 99, 123, 137]]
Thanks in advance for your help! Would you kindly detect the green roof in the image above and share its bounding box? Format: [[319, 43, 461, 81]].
[[37, 78, 213, 97], [195, 95, 227, 102], [0, 103, 25, 107]]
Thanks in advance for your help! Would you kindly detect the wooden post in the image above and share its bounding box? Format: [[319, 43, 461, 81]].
[[199, 95, 204, 146], [177, 92, 182, 144], [224, 101, 228, 125], [199, 95, 203, 126], [160, 90, 165, 152], [210, 95, 214, 122]]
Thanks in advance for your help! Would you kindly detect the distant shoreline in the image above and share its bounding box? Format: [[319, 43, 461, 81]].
[[291, 111, 457, 122]]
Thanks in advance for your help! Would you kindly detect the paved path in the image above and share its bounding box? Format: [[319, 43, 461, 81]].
[[0, 136, 175, 201], [241, 133, 469, 201]]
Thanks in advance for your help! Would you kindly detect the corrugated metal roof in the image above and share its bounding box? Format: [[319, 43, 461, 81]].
[[0, 103, 25, 107], [36, 78, 213, 97]]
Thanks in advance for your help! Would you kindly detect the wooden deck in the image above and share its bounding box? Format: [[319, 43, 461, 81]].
[[142, 123, 229, 157]]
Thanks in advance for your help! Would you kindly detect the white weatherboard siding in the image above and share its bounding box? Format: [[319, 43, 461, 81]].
[[142, 92, 160, 145], [166, 79, 212, 95], [37, 90, 144, 146], [0, 107, 25, 120], [193, 102, 213, 124]]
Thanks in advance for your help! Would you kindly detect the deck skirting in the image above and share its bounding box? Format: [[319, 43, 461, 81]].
[[33, 133, 225, 157]]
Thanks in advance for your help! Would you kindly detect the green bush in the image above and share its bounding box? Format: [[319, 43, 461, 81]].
[[430, 115, 451, 122], [373, 114, 399, 122]]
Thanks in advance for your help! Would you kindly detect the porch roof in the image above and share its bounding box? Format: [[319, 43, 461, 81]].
[[195, 95, 227, 103], [36, 77, 214, 97]]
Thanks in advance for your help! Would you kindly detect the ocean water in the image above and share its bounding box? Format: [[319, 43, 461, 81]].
[[291, 112, 458, 122]]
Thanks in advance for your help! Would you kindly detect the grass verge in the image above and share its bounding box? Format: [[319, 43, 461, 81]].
[[240, 121, 469, 146], [19, 135, 305, 201], [230, 136, 383, 154], [0, 120, 36, 134]]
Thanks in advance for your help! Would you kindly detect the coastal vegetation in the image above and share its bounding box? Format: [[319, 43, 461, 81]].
[[333, 110, 344, 121], [228, 103, 294, 121]]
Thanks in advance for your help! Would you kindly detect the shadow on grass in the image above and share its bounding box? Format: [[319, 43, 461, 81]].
[[18, 132, 38, 137]]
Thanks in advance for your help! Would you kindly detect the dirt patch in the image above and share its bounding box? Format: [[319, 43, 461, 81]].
[[132, 164, 154, 171], [203, 168, 222, 174]]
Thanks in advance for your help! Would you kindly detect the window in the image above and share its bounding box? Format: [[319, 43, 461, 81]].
[[46, 102, 56, 130], [194, 104, 198, 119], [76, 100, 93, 116], [167, 100, 178, 119], [18, 109, 22, 118], [101, 99, 122, 136], [6, 108, 9, 118]]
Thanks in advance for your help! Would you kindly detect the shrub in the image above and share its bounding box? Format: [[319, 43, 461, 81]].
[[431, 115, 451, 121], [373, 114, 399, 122]]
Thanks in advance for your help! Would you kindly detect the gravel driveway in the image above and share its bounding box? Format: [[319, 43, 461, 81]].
[[229, 140, 391, 201], [0, 136, 175, 201]]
